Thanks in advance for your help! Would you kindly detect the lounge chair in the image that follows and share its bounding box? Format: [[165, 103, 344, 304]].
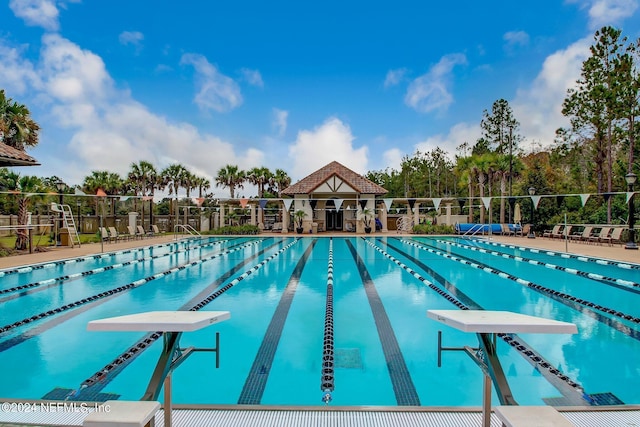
[[588, 227, 612, 245], [543, 225, 561, 239], [100, 227, 110, 243], [137, 225, 151, 238], [570, 226, 593, 243], [272, 222, 283, 232], [554, 225, 572, 240], [127, 225, 140, 240], [500, 223, 515, 236], [516, 223, 530, 237], [149, 224, 160, 235], [345, 222, 355, 232], [600, 227, 624, 246], [108, 226, 129, 242]]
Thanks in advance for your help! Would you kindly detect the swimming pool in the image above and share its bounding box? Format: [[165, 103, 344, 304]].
[[0, 235, 638, 407]]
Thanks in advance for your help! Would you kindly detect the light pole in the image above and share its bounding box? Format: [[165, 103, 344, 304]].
[[528, 187, 536, 239], [55, 180, 65, 245], [625, 172, 637, 250], [508, 124, 514, 224], [76, 199, 82, 233]]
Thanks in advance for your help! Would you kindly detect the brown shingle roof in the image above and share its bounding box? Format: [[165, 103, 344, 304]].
[[0, 143, 39, 167], [282, 161, 387, 195]]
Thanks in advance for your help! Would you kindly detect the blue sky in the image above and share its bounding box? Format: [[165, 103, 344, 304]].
[[2, 0, 639, 197]]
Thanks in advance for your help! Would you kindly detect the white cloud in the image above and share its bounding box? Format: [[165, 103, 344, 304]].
[[0, 41, 42, 94], [272, 108, 288, 137], [511, 36, 591, 149], [573, 0, 639, 29], [240, 68, 264, 88], [382, 148, 403, 171], [404, 53, 466, 113], [414, 122, 480, 158], [288, 118, 368, 180], [503, 31, 530, 49], [384, 68, 407, 88], [9, 0, 59, 31], [180, 53, 242, 113], [0, 34, 263, 191], [118, 31, 144, 52]]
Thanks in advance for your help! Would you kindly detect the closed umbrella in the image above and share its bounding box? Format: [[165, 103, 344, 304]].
[[513, 203, 522, 225]]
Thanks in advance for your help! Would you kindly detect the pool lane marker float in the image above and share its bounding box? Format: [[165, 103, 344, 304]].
[[469, 237, 640, 272], [435, 238, 640, 291], [400, 238, 640, 327], [0, 239, 263, 335], [0, 235, 232, 278], [321, 238, 335, 404], [0, 239, 231, 298], [363, 238, 587, 401], [79, 238, 300, 390]]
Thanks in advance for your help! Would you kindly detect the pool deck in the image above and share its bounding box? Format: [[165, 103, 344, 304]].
[[0, 231, 638, 270]]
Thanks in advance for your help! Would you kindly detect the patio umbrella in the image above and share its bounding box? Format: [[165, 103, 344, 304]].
[[513, 203, 522, 224]]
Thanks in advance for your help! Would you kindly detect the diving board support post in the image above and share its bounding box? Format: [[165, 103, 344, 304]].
[[428, 310, 577, 427], [88, 311, 230, 427]]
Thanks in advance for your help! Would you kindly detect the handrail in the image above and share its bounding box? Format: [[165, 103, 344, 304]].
[[174, 224, 201, 236], [462, 223, 484, 238]]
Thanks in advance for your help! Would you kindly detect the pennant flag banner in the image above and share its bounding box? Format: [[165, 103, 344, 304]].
[[627, 192, 636, 204], [508, 197, 516, 210], [309, 199, 318, 210], [531, 195, 542, 209], [579, 194, 590, 206], [74, 188, 86, 196], [481, 197, 492, 210], [359, 200, 367, 210], [603, 193, 614, 203], [119, 196, 129, 201], [258, 199, 268, 210], [197, 197, 205, 207], [283, 199, 293, 212], [96, 188, 107, 197], [383, 198, 393, 212], [457, 198, 466, 211], [334, 199, 343, 211], [432, 198, 442, 211], [556, 195, 565, 208], [239, 198, 249, 208], [407, 198, 416, 212], [142, 196, 154, 201]]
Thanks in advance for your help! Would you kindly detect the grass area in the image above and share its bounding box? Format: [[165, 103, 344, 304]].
[[0, 233, 101, 251]]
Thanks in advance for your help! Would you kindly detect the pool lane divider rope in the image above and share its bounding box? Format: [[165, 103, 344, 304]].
[[321, 238, 335, 403], [238, 239, 317, 404], [365, 238, 587, 403], [0, 239, 264, 336], [470, 237, 640, 272], [435, 238, 640, 291], [77, 237, 300, 395], [0, 239, 232, 300], [346, 239, 421, 406], [0, 236, 227, 278], [401, 238, 640, 327]]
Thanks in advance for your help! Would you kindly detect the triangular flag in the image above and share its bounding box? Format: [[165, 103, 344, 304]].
[[432, 198, 442, 211], [74, 188, 86, 196], [603, 193, 613, 202], [407, 198, 416, 211], [579, 194, 590, 206], [627, 192, 636, 204], [334, 199, 343, 211], [259, 199, 268, 210], [508, 197, 516, 210], [310, 199, 318, 210], [458, 198, 466, 211], [383, 198, 393, 212], [197, 197, 205, 207], [96, 188, 107, 197], [481, 197, 492, 210], [531, 195, 542, 209], [120, 196, 129, 201], [359, 200, 368, 210], [283, 199, 293, 212], [556, 195, 565, 207], [239, 198, 249, 208], [142, 196, 154, 201]]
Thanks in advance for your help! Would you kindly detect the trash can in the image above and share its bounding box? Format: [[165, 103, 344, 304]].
[[312, 222, 318, 234], [59, 228, 71, 246]]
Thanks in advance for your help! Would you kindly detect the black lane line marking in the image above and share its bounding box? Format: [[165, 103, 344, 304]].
[[346, 239, 420, 406], [320, 238, 335, 394], [237, 239, 317, 405], [73, 238, 293, 398]]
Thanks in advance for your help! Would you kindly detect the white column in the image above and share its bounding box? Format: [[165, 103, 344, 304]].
[[445, 203, 452, 225], [380, 206, 388, 232], [219, 204, 225, 227], [250, 204, 256, 226], [413, 202, 420, 226]]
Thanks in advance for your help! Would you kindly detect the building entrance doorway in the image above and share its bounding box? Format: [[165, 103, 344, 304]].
[[325, 200, 343, 230]]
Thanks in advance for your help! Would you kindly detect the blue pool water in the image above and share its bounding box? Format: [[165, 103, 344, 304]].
[[0, 236, 639, 407]]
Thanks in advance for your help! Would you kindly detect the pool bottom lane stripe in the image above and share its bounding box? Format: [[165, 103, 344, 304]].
[[345, 240, 421, 406], [320, 238, 335, 398], [238, 239, 318, 405]]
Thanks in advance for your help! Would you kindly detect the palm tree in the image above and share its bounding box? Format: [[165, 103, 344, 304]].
[[195, 176, 211, 198], [247, 167, 274, 225], [0, 90, 40, 150], [1, 171, 46, 249], [82, 171, 123, 216], [161, 164, 188, 227], [273, 168, 291, 197], [128, 161, 158, 228], [215, 165, 245, 199]]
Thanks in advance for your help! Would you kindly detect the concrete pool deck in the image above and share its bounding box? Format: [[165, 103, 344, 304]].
[[0, 231, 638, 270]]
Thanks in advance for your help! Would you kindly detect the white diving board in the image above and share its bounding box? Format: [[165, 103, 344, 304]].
[[427, 310, 578, 334]]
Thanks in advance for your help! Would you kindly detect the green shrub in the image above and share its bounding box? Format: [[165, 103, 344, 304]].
[[206, 225, 261, 235], [412, 223, 455, 235]]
